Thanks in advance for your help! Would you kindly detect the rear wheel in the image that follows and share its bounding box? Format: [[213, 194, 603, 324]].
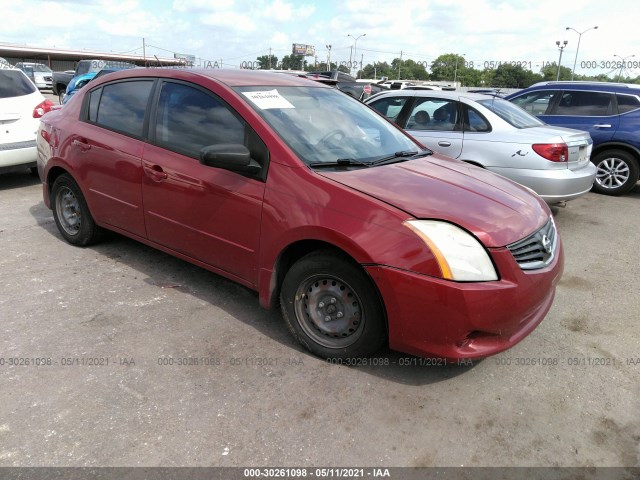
[[51, 174, 102, 246], [280, 250, 386, 359], [591, 149, 639, 195]]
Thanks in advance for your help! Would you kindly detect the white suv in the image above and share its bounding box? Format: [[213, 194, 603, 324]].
[[0, 66, 53, 175]]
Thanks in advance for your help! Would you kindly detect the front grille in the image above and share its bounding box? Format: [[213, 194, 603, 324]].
[[44, 76, 52, 81], [507, 219, 557, 270]]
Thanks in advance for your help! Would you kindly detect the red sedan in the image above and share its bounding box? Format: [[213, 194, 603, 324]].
[[37, 68, 563, 360]]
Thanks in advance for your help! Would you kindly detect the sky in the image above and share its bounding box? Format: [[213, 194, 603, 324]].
[[2, 0, 639, 78]]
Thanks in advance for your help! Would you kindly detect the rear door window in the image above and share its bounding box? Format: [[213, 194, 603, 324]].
[[554, 91, 613, 116], [93, 80, 154, 138]]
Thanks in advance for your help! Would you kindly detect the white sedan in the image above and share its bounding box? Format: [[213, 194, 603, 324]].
[[0, 65, 54, 175], [365, 90, 596, 203]]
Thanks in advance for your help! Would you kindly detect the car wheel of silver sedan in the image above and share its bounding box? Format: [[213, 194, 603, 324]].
[[591, 149, 639, 196], [280, 250, 386, 359]]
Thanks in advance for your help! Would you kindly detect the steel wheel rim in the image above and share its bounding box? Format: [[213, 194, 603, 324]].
[[293, 274, 364, 349], [595, 157, 630, 189], [55, 186, 81, 236]]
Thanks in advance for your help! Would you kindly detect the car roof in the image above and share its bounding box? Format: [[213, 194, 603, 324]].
[[524, 81, 640, 93], [91, 68, 329, 88], [365, 89, 495, 102]]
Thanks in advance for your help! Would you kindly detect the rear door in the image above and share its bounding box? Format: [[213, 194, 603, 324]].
[[141, 80, 267, 285], [71, 79, 154, 237], [542, 90, 619, 146]]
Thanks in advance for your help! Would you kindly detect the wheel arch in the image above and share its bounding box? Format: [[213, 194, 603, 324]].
[[592, 142, 640, 165], [262, 238, 388, 333], [44, 166, 73, 207]]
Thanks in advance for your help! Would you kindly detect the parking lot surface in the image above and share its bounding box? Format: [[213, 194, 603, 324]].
[[1, 157, 639, 466]]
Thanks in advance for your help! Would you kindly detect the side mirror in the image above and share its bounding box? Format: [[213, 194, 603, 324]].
[[199, 144, 261, 175]]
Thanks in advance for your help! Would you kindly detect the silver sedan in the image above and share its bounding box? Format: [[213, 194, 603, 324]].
[[365, 90, 596, 204]]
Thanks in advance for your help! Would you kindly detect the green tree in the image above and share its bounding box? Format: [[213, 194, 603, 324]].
[[540, 63, 572, 82], [491, 64, 540, 88], [256, 54, 278, 70], [429, 54, 467, 83], [280, 54, 305, 70]]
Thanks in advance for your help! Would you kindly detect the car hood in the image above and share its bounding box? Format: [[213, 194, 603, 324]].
[[318, 155, 550, 247]]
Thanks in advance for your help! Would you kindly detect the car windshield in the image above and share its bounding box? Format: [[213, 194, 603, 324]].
[[478, 97, 544, 128], [234, 85, 420, 166], [31, 64, 52, 73], [0, 70, 36, 98]]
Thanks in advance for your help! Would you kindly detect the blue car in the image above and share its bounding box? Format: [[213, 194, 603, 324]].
[[62, 68, 133, 105], [506, 81, 640, 195], [61, 72, 97, 104]]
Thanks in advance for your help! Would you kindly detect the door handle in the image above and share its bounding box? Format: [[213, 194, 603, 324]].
[[593, 124, 612, 128], [72, 138, 91, 151], [143, 164, 168, 181], [438, 141, 452, 147]]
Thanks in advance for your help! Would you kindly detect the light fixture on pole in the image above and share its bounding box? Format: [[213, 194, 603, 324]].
[[566, 26, 598, 80], [613, 54, 635, 81], [556, 40, 568, 81], [347, 33, 366, 76], [326, 44, 332, 72]]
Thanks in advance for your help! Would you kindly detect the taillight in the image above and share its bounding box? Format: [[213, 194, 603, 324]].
[[532, 143, 568, 162], [33, 99, 55, 118]]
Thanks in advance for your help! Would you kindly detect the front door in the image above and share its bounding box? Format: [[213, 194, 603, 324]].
[[141, 80, 266, 285]]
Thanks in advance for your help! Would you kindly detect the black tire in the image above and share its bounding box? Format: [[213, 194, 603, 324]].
[[280, 250, 386, 359], [591, 149, 639, 196], [51, 174, 102, 246]]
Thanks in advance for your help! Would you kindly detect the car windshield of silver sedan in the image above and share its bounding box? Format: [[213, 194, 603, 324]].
[[478, 97, 544, 129], [235, 86, 422, 167]]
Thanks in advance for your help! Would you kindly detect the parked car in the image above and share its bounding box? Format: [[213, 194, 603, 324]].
[[37, 68, 563, 361], [61, 68, 132, 104], [61, 72, 97, 104], [506, 81, 640, 195], [365, 90, 596, 204], [305, 71, 385, 100], [52, 59, 135, 103], [14, 62, 53, 90], [0, 66, 53, 175]]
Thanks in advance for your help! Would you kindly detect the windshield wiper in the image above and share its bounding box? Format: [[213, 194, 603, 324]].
[[309, 158, 372, 168], [370, 150, 432, 166]]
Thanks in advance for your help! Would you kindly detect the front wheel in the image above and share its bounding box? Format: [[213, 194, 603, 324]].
[[51, 174, 102, 246], [280, 250, 386, 359], [591, 149, 639, 195]]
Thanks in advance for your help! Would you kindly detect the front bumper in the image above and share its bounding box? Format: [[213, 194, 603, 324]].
[[365, 239, 564, 360], [491, 161, 596, 204]]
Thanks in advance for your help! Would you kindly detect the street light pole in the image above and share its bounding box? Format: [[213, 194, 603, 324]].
[[326, 44, 332, 71], [566, 26, 598, 80], [614, 54, 636, 81], [556, 40, 568, 81], [347, 33, 366, 77]]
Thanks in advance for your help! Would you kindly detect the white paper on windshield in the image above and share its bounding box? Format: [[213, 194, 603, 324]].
[[242, 90, 295, 110]]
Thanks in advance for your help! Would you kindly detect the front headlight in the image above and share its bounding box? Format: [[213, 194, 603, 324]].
[[404, 220, 498, 282]]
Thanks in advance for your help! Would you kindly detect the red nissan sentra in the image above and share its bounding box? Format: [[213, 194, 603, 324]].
[[37, 69, 563, 360]]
